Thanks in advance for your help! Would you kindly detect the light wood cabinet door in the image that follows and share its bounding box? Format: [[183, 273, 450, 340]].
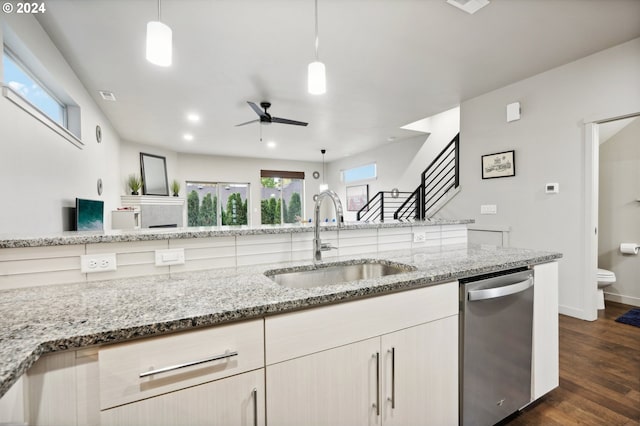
[[381, 316, 459, 426], [266, 337, 381, 426], [101, 369, 265, 426]]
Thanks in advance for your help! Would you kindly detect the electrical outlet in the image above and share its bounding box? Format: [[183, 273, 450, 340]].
[[155, 248, 185, 266], [413, 232, 427, 243], [81, 253, 117, 273]]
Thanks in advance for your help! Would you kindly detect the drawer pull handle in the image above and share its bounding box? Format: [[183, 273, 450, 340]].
[[139, 350, 239, 378], [388, 347, 395, 409], [252, 388, 258, 426], [373, 352, 380, 416]]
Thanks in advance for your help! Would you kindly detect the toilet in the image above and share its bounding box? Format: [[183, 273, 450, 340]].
[[597, 268, 616, 310]]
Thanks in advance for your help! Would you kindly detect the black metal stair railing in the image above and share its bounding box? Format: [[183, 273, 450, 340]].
[[356, 191, 413, 222], [419, 133, 459, 219], [394, 133, 460, 221], [353, 133, 460, 222]]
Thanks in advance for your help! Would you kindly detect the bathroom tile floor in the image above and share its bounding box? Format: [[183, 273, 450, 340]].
[[504, 301, 640, 426]]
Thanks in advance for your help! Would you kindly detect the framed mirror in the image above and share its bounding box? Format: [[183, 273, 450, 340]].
[[140, 153, 169, 196]]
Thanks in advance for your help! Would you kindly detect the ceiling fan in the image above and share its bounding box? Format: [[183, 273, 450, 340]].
[[235, 101, 308, 127]]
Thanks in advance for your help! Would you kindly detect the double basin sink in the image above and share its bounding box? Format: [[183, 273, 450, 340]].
[[265, 259, 416, 290]]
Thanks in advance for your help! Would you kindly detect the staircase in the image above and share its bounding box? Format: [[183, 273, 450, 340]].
[[356, 191, 415, 222], [356, 133, 460, 222]]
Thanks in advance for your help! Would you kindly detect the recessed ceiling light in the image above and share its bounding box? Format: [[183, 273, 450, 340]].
[[266, 141, 277, 148], [186, 113, 200, 123], [183, 133, 194, 141]]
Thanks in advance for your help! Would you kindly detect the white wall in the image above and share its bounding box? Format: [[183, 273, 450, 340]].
[[0, 14, 121, 234], [439, 38, 640, 320], [598, 117, 640, 306], [326, 107, 460, 221]]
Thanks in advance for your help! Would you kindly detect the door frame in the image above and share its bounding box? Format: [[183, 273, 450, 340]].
[[583, 110, 640, 320]]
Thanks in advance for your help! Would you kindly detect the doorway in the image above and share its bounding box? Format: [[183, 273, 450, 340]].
[[584, 111, 640, 320]]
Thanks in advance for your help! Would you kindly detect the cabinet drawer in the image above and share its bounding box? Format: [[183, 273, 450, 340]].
[[265, 281, 458, 365], [99, 319, 264, 410]]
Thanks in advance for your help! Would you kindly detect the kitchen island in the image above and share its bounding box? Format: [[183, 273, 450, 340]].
[[0, 222, 561, 425]]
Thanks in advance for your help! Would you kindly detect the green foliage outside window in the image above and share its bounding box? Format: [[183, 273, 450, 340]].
[[187, 190, 200, 226]]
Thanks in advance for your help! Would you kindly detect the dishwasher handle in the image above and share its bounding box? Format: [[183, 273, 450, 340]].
[[468, 277, 533, 301]]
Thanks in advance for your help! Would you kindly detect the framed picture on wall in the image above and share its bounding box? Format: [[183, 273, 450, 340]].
[[140, 153, 169, 195], [481, 150, 515, 179], [346, 184, 369, 211]]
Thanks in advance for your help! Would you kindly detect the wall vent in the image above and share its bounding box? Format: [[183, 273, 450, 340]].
[[99, 90, 116, 101], [446, 0, 490, 14]]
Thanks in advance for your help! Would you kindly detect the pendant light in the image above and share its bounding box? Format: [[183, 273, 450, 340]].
[[146, 0, 172, 67], [308, 0, 326, 95], [319, 149, 329, 191]]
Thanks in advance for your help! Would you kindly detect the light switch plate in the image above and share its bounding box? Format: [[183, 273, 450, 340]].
[[81, 253, 117, 273], [481, 204, 497, 215], [155, 248, 185, 266]]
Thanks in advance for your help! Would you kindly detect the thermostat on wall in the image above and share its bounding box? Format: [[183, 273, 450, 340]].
[[545, 183, 559, 194]]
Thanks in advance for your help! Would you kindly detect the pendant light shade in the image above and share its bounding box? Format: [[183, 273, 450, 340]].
[[146, 0, 172, 67], [146, 21, 172, 67], [308, 0, 326, 95], [308, 61, 326, 95]]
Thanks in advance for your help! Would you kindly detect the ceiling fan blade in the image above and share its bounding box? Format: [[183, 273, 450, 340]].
[[247, 101, 267, 118], [271, 116, 309, 127], [235, 119, 260, 127]]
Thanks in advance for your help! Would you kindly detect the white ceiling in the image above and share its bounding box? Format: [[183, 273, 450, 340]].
[[36, 0, 640, 162]]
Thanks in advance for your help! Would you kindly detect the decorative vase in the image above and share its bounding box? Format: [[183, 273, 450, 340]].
[[131, 191, 139, 195], [173, 193, 179, 197]]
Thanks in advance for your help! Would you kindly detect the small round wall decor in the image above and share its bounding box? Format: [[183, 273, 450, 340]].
[[312, 171, 320, 180], [95, 125, 102, 143], [97, 178, 103, 195]]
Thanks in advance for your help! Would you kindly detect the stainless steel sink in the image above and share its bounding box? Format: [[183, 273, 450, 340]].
[[265, 260, 415, 289]]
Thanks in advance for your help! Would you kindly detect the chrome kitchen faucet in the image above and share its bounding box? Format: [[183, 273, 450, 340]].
[[313, 190, 344, 263]]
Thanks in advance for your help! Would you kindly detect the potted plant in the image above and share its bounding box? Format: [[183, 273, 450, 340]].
[[171, 179, 181, 197], [127, 174, 142, 195]]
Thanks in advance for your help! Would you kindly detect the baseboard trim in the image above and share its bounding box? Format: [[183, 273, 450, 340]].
[[559, 305, 594, 321], [604, 292, 640, 307]]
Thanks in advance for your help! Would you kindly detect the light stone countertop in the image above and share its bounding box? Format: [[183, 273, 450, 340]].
[[0, 219, 472, 248], [0, 243, 561, 398]]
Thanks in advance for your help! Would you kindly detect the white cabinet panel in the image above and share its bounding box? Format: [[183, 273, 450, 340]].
[[101, 369, 264, 426], [381, 316, 458, 426], [266, 338, 380, 426], [532, 261, 559, 399]]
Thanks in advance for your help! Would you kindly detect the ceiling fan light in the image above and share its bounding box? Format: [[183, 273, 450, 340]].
[[146, 21, 172, 67], [308, 61, 326, 95]]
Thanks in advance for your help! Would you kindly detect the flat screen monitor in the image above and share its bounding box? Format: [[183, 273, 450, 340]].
[[75, 198, 104, 231]]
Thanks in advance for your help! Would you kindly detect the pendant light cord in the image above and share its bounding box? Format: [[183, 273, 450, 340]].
[[314, 0, 319, 61], [158, 0, 161, 21], [322, 151, 325, 185]]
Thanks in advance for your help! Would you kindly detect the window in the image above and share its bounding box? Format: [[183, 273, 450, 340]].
[[2, 47, 66, 127], [342, 163, 377, 184], [186, 182, 249, 227], [261, 170, 305, 225]]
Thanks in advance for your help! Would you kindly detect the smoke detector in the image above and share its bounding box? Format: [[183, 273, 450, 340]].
[[446, 0, 490, 14], [99, 90, 117, 101]]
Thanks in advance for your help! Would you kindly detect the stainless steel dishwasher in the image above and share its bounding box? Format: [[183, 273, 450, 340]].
[[459, 267, 534, 426]]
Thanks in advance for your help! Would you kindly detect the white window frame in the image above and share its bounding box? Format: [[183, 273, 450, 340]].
[[341, 162, 377, 184], [2, 44, 82, 148]]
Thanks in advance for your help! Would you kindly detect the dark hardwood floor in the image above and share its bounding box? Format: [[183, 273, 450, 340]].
[[506, 301, 640, 426]]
